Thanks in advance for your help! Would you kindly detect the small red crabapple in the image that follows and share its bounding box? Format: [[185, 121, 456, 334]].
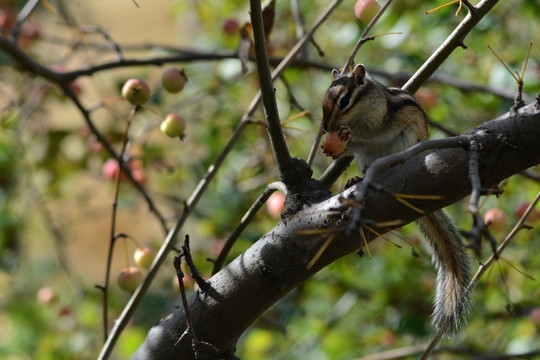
[[267, 192, 285, 218], [321, 130, 348, 159], [58, 306, 72, 316], [0, 8, 16, 32], [68, 81, 82, 96], [354, 0, 381, 24], [515, 202, 540, 222], [122, 78, 151, 106], [529, 307, 540, 328], [134, 247, 157, 269], [129, 158, 147, 185], [117, 266, 143, 292], [210, 239, 226, 256], [36, 287, 57, 305], [102, 158, 146, 184], [484, 208, 507, 231], [161, 68, 187, 94], [18, 16, 40, 49], [222, 18, 239, 35], [414, 88, 438, 109], [131, 167, 147, 185], [160, 113, 186, 139], [87, 135, 103, 153], [102, 159, 121, 181], [52, 65, 82, 96]]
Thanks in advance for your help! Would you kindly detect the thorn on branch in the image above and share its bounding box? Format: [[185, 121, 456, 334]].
[[114, 233, 128, 241], [79, 26, 124, 60], [512, 81, 525, 113], [465, 138, 500, 257], [182, 235, 210, 292], [461, 0, 476, 14], [173, 252, 220, 359]]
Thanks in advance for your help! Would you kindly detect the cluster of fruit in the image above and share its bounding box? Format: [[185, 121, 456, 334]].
[[114, 69, 191, 293], [116, 246, 157, 293], [121, 67, 188, 139], [100, 68, 189, 185]]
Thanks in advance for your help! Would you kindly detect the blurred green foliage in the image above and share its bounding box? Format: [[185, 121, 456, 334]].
[[0, 0, 539, 359]]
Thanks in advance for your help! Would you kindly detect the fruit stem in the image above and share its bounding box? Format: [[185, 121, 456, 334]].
[[101, 105, 137, 342]]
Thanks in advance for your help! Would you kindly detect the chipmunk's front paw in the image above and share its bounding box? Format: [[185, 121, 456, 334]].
[[338, 125, 352, 143], [345, 176, 363, 189]]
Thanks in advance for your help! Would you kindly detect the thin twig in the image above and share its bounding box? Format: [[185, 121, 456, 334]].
[[487, 44, 520, 83], [181, 236, 209, 292], [11, 0, 40, 40], [308, 123, 325, 166], [465, 137, 498, 256], [61, 84, 170, 235], [212, 184, 280, 275], [100, 105, 137, 341], [0, 34, 172, 233], [31, 33, 533, 103], [79, 25, 123, 60], [290, 0, 307, 58], [342, 0, 395, 74], [97, 3, 344, 358], [173, 255, 201, 359], [403, 0, 499, 94], [355, 345, 540, 360], [173, 239, 220, 359], [279, 76, 322, 166], [319, 155, 354, 188]]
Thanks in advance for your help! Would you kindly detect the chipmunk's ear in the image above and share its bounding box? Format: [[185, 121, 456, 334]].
[[331, 69, 340, 81], [351, 64, 366, 85]]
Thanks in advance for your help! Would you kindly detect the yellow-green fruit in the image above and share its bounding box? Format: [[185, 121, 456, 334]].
[[161, 68, 187, 94], [117, 267, 143, 292], [122, 78, 151, 106], [134, 247, 157, 269], [160, 113, 186, 139]]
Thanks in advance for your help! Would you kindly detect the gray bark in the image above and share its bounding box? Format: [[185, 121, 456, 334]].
[[132, 99, 540, 359]]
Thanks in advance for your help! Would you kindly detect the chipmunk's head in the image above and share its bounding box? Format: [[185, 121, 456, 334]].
[[322, 64, 369, 133]]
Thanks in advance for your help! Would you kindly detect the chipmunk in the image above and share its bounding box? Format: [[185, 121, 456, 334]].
[[321, 64, 472, 332]]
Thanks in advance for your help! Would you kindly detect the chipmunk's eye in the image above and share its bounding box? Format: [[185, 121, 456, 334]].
[[339, 95, 350, 109]]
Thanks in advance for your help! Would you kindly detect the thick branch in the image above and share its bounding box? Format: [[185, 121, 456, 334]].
[[98, 3, 343, 358], [132, 101, 540, 359]]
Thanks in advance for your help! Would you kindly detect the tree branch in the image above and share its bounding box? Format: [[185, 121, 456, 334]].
[[403, 0, 500, 94], [249, 0, 293, 179], [132, 100, 540, 359], [98, 3, 344, 358]]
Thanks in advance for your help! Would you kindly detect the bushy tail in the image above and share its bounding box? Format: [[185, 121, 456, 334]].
[[415, 210, 472, 333]]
